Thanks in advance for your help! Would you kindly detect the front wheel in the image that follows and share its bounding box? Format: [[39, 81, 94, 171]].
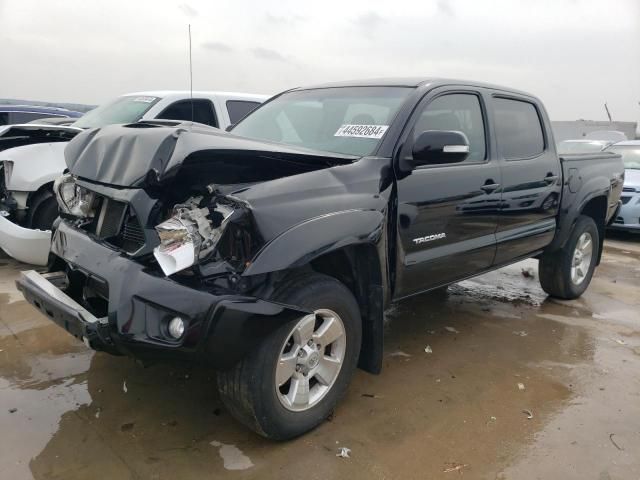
[[539, 215, 599, 299], [29, 191, 59, 231], [216, 273, 362, 440]]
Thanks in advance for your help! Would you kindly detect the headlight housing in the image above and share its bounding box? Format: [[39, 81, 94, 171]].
[[154, 198, 234, 276], [54, 173, 96, 218]]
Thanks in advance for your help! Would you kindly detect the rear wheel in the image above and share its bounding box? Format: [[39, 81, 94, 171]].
[[539, 215, 599, 299], [216, 273, 362, 440]]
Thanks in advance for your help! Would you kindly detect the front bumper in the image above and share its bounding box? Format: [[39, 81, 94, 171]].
[[16, 220, 309, 368], [608, 193, 640, 232], [0, 214, 50, 265]]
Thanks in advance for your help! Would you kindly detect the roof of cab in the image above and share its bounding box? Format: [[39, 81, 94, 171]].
[[293, 77, 536, 98], [121, 91, 270, 101]]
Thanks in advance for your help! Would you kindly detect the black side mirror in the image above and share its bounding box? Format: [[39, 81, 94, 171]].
[[412, 130, 470, 166], [225, 124, 235, 132]]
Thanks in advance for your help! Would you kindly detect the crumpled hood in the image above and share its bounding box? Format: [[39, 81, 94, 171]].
[[65, 122, 357, 187]]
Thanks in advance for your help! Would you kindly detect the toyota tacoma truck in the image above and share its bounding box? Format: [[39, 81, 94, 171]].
[[0, 90, 268, 265], [16, 78, 624, 439]]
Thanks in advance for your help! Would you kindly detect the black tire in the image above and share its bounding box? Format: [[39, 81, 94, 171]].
[[539, 215, 599, 300], [29, 191, 59, 231], [216, 273, 362, 440]]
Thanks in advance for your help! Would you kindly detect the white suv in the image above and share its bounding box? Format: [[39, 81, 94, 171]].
[[0, 91, 269, 264]]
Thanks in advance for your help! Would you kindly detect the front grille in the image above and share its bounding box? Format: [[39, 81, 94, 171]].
[[614, 217, 624, 224], [97, 199, 127, 238], [621, 196, 632, 205], [119, 214, 146, 253], [80, 193, 147, 255], [622, 187, 637, 193]]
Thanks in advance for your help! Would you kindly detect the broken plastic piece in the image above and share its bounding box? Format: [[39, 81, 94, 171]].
[[336, 447, 351, 458], [521, 268, 535, 279], [522, 409, 533, 419], [424, 345, 433, 354], [390, 350, 411, 358], [444, 326, 459, 333], [443, 462, 468, 473], [517, 383, 525, 391]]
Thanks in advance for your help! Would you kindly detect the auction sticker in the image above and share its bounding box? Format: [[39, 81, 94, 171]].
[[334, 124, 389, 139]]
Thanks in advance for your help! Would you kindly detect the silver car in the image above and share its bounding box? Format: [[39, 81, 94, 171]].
[[606, 140, 640, 232]]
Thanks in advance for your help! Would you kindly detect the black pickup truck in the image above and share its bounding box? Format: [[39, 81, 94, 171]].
[[16, 78, 624, 439]]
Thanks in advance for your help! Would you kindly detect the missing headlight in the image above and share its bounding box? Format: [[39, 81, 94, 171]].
[[153, 195, 235, 276]]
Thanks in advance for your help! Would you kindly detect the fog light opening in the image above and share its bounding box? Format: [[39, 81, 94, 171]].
[[168, 317, 185, 339]]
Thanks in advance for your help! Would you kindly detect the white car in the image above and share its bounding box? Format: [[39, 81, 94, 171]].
[[0, 91, 269, 264]]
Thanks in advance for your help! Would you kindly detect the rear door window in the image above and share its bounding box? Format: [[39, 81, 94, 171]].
[[493, 97, 545, 159], [157, 99, 218, 127], [226, 100, 261, 124]]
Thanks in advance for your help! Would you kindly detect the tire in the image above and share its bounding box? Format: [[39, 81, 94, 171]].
[[216, 273, 362, 440], [539, 215, 599, 300], [29, 191, 59, 231]]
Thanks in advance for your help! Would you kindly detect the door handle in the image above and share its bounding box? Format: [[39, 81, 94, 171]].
[[544, 174, 559, 184], [481, 183, 500, 193]]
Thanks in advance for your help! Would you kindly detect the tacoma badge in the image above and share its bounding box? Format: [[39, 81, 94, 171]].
[[413, 233, 446, 245]]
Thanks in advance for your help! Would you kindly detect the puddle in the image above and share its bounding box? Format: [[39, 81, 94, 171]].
[[210, 441, 254, 470]]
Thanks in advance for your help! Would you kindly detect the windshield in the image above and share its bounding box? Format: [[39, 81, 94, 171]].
[[231, 87, 412, 156], [73, 95, 160, 129], [607, 146, 640, 170], [558, 140, 607, 154]]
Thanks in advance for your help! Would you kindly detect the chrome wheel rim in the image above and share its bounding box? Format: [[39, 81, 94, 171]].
[[571, 232, 593, 285], [275, 309, 346, 412]]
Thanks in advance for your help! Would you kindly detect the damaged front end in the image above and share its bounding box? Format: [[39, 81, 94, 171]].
[[16, 122, 365, 367]]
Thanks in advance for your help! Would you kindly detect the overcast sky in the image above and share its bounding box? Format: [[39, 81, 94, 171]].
[[0, 0, 638, 122]]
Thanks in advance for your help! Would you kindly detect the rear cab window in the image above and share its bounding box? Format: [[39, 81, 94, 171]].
[[493, 97, 545, 159], [226, 100, 261, 125], [157, 99, 218, 127]]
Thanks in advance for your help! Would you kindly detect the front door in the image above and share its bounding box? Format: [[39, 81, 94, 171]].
[[394, 89, 500, 299]]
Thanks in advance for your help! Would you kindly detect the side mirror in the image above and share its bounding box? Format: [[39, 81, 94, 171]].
[[412, 130, 470, 166], [225, 124, 235, 132]]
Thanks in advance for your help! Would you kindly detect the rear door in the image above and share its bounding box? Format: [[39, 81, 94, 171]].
[[394, 87, 500, 298], [489, 95, 561, 264]]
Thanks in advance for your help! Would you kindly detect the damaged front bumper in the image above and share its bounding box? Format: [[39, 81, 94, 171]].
[[15, 220, 309, 368], [0, 214, 51, 265]]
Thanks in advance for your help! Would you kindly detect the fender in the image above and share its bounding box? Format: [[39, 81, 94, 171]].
[[243, 209, 386, 276], [548, 170, 611, 252], [242, 208, 387, 375]]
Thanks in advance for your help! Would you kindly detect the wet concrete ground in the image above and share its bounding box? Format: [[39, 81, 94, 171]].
[[1, 235, 639, 480]]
